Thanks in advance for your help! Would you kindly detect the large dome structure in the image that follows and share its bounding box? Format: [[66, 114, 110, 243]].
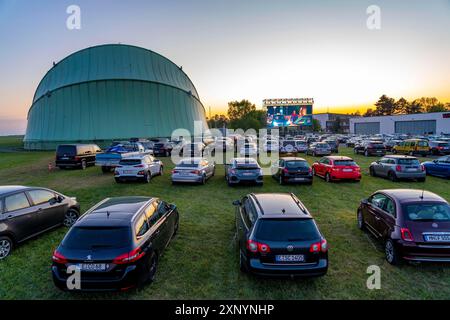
[[24, 44, 208, 150]]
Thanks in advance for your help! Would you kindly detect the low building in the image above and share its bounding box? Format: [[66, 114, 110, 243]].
[[313, 113, 356, 133], [349, 112, 450, 135]]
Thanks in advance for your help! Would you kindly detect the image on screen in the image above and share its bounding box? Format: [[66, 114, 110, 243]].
[[266, 105, 313, 127]]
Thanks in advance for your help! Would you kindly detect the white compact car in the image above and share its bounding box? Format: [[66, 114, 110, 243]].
[[114, 155, 163, 183], [239, 143, 258, 157], [263, 140, 279, 152]]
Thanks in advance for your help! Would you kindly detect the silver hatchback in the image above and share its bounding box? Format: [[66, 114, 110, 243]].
[[171, 157, 215, 184], [369, 155, 426, 182]]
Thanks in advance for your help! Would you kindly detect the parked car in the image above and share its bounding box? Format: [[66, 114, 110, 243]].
[[171, 157, 215, 184], [369, 155, 426, 182], [271, 157, 313, 185], [312, 156, 361, 182], [96, 141, 152, 173], [0, 186, 80, 260], [114, 155, 163, 183], [357, 189, 450, 265], [182, 142, 205, 157], [263, 140, 279, 153], [56, 144, 102, 170], [279, 140, 299, 155], [152, 142, 173, 157], [385, 140, 402, 152], [225, 158, 263, 186], [422, 156, 450, 179], [294, 140, 308, 153], [52, 196, 179, 291], [354, 141, 386, 157], [239, 143, 258, 157], [234, 193, 328, 277], [306, 142, 331, 157], [324, 140, 339, 153], [212, 137, 234, 152], [393, 139, 430, 157], [429, 141, 450, 155]]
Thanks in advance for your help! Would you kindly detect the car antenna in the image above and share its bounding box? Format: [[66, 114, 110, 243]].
[[282, 209, 286, 214], [107, 211, 110, 218], [420, 189, 424, 200]]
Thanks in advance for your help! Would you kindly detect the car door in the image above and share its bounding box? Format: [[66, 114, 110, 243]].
[[154, 200, 173, 247], [376, 158, 388, 177], [146, 156, 157, 175], [2, 192, 37, 241], [27, 189, 67, 231], [374, 196, 396, 239], [365, 193, 387, 238], [317, 158, 327, 176]]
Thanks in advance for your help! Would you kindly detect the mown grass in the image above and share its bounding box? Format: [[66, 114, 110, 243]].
[[0, 136, 449, 300]]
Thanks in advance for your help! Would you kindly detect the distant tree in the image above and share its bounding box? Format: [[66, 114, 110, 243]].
[[427, 104, 448, 113], [406, 99, 424, 114], [227, 100, 256, 121], [394, 97, 409, 114], [312, 119, 322, 132], [373, 95, 396, 116], [363, 108, 375, 117], [207, 114, 229, 128], [330, 116, 343, 133]]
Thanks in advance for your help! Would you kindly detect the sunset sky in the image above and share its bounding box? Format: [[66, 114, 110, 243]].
[[0, 0, 449, 134]]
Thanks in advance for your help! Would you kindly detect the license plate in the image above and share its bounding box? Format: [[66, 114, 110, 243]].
[[424, 234, 450, 242], [275, 255, 305, 262], [376, 150, 382, 153], [61, 157, 69, 160], [77, 263, 107, 272], [243, 172, 254, 176], [406, 168, 417, 172], [343, 169, 353, 172], [124, 170, 134, 174], [294, 178, 305, 181]]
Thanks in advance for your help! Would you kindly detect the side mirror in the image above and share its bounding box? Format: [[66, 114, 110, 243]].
[[170, 203, 177, 210], [433, 160, 438, 163], [232, 200, 241, 206], [57, 195, 64, 203], [376, 160, 380, 164], [361, 198, 368, 205]]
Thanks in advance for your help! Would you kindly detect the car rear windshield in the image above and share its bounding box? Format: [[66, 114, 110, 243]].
[[255, 218, 320, 242], [119, 159, 142, 166], [178, 162, 199, 168], [403, 203, 450, 222], [237, 165, 259, 170], [57, 145, 76, 155], [334, 160, 357, 166], [369, 143, 384, 148], [398, 159, 420, 165], [317, 143, 329, 148], [285, 161, 309, 168], [62, 227, 131, 249], [154, 143, 165, 148], [438, 143, 450, 147]]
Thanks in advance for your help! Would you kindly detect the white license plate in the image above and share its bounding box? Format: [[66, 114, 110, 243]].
[[243, 172, 254, 176], [77, 263, 107, 272], [124, 170, 134, 174], [343, 169, 353, 172], [406, 168, 417, 172], [180, 172, 189, 176], [424, 235, 450, 242], [61, 157, 69, 160], [294, 178, 306, 181], [275, 255, 305, 262]]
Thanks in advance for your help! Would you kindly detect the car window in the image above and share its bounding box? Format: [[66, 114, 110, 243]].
[[404, 202, 450, 221], [241, 198, 252, 227], [0, 199, 3, 214], [5, 193, 30, 212], [148, 202, 162, 227], [370, 193, 387, 210], [384, 198, 396, 217], [156, 201, 169, 217], [135, 213, 150, 237], [28, 189, 55, 205]]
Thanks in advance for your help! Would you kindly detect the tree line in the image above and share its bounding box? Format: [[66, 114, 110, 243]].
[[207, 99, 266, 130], [363, 95, 450, 117]]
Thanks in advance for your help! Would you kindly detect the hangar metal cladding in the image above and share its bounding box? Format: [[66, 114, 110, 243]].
[[24, 44, 208, 150]]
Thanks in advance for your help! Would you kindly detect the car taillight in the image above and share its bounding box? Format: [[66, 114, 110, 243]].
[[113, 247, 145, 264], [283, 168, 289, 174], [420, 164, 425, 171], [52, 250, 68, 264], [437, 146, 443, 150], [355, 166, 361, 171], [134, 164, 145, 168], [137, 170, 145, 175], [74, 156, 80, 161], [246, 240, 271, 253], [310, 239, 328, 253], [401, 228, 414, 242], [172, 170, 178, 174], [395, 165, 402, 172], [191, 170, 200, 175], [308, 167, 312, 173]]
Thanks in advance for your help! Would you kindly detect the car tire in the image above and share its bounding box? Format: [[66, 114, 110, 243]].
[[144, 172, 151, 183], [279, 175, 284, 185], [325, 172, 332, 183], [101, 166, 111, 173], [388, 171, 398, 182], [0, 236, 13, 260], [63, 209, 79, 227], [239, 252, 248, 273], [81, 160, 87, 170], [140, 252, 158, 286], [115, 178, 122, 183], [172, 219, 179, 237], [357, 210, 366, 231], [159, 167, 163, 176], [385, 239, 400, 265], [364, 150, 369, 157], [418, 177, 426, 182], [312, 151, 316, 157], [369, 166, 376, 177], [201, 174, 206, 185]]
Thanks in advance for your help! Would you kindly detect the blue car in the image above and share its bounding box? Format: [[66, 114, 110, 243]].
[[225, 158, 264, 186], [422, 156, 450, 179]]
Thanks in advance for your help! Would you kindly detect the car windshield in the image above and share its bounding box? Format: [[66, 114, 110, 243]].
[[255, 219, 320, 242], [283, 141, 296, 146], [119, 159, 142, 166], [62, 227, 131, 249], [334, 160, 357, 166], [398, 159, 420, 165], [404, 203, 450, 222], [57, 145, 76, 155], [285, 161, 309, 168], [178, 162, 199, 168]]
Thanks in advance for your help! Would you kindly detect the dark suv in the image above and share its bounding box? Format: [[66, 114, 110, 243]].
[[0, 186, 80, 260], [354, 141, 386, 157], [234, 193, 328, 277], [357, 189, 450, 265], [52, 196, 179, 291], [56, 144, 102, 170], [271, 157, 313, 185]]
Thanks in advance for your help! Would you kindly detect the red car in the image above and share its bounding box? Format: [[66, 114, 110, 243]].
[[312, 156, 361, 182]]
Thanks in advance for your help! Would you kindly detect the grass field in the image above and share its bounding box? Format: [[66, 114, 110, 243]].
[[0, 136, 449, 300]]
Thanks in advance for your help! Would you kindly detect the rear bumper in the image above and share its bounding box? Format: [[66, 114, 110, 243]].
[[331, 172, 361, 180], [229, 175, 263, 184], [247, 258, 328, 277], [116, 175, 145, 181], [282, 175, 313, 183], [51, 265, 139, 292], [396, 172, 426, 179], [398, 243, 450, 262], [172, 175, 203, 183], [56, 161, 81, 167]]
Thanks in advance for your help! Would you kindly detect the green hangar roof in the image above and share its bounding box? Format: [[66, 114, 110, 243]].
[[24, 44, 208, 150]]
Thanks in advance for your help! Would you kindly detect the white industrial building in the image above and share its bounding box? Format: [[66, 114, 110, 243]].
[[349, 112, 450, 135]]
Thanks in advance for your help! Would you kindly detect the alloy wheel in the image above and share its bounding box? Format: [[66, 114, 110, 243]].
[[0, 239, 11, 259], [385, 240, 395, 263], [64, 209, 79, 227]]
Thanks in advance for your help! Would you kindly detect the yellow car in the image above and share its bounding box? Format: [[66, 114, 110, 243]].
[[392, 139, 430, 156]]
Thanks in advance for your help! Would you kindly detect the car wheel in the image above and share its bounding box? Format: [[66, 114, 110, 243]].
[[144, 172, 151, 183], [408, 151, 414, 156], [201, 174, 206, 185], [325, 172, 332, 183], [239, 251, 248, 273], [385, 239, 400, 265], [0, 236, 13, 260], [172, 220, 179, 237], [364, 150, 369, 157], [81, 160, 87, 170], [115, 178, 122, 183], [279, 175, 284, 185], [312, 151, 316, 157], [392, 149, 397, 154], [418, 177, 426, 182], [357, 210, 365, 230], [101, 166, 111, 173], [139, 252, 158, 286], [388, 171, 398, 182], [369, 166, 376, 177], [63, 209, 79, 227], [159, 167, 163, 176]]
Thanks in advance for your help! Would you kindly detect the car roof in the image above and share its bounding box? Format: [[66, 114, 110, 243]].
[[383, 155, 417, 159], [0, 185, 30, 195], [377, 189, 447, 203], [76, 196, 153, 227], [250, 193, 311, 218], [234, 157, 257, 164], [280, 157, 307, 161], [325, 156, 353, 161]]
